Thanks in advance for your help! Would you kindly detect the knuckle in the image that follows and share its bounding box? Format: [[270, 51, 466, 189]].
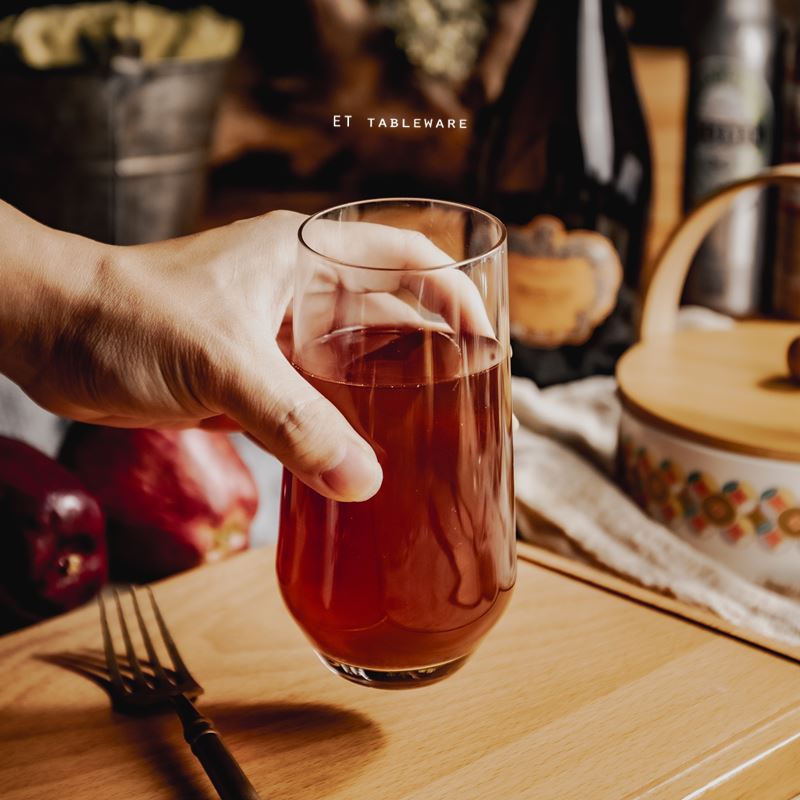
[[264, 209, 305, 228], [271, 393, 329, 456]]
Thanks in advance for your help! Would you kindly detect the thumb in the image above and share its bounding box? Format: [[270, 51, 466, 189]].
[[222, 346, 383, 502]]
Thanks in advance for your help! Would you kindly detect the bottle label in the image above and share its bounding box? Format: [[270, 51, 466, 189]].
[[507, 215, 622, 348], [688, 55, 773, 203]]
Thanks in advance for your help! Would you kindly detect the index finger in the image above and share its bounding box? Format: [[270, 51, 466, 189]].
[[301, 219, 497, 338]]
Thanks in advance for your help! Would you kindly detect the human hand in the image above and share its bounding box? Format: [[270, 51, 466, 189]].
[[0, 206, 490, 502]]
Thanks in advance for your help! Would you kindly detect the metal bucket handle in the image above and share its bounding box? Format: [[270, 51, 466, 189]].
[[640, 163, 800, 341]]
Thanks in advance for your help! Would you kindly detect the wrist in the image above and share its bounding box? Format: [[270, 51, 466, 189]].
[[0, 202, 117, 385]]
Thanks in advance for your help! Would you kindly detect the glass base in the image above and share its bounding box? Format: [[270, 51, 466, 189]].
[[316, 652, 469, 689]]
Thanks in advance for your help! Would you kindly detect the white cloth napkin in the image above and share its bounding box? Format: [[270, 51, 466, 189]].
[[512, 308, 800, 648]]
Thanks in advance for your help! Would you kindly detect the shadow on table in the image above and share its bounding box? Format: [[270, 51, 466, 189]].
[[2, 699, 383, 799], [207, 701, 385, 797], [131, 700, 385, 799], [23, 652, 384, 799]]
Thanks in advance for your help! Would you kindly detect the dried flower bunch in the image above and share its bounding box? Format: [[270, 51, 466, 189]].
[[375, 0, 490, 83]]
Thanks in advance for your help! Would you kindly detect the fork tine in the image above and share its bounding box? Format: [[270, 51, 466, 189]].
[[72, 650, 144, 683], [113, 587, 148, 688], [98, 593, 126, 695], [130, 586, 170, 686], [146, 586, 196, 684]]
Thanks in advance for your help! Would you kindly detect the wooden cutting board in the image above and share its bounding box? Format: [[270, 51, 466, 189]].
[[1, 545, 799, 800]]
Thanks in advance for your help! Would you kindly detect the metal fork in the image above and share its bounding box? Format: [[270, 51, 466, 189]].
[[98, 586, 262, 800]]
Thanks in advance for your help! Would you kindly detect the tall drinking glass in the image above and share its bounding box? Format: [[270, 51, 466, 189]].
[[277, 199, 516, 688]]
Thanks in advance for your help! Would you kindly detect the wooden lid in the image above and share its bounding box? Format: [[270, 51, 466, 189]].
[[618, 321, 800, 460], [618, 164, 800, 461]]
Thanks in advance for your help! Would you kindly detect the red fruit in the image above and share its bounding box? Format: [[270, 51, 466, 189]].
[[0, 436, 107, 632], [59, 425, 258, 581]]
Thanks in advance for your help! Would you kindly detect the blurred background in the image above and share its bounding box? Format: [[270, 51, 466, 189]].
[[0, 1, 728, 249], [0, 1, 796, 284]]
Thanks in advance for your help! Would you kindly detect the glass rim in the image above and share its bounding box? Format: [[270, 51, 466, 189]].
[[297, 197, 507, 272]]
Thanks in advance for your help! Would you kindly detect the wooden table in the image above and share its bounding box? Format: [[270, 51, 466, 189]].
[[2, 546, 800, 799]]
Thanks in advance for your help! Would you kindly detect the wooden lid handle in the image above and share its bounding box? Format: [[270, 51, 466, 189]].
[[640, 163, 800, 341]]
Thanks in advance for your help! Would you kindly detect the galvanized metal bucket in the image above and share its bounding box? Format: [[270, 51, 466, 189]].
[[0, 55, 227, 244]]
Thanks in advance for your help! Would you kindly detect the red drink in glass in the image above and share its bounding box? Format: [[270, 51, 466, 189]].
[[277, 326, 516, 682], [282, 198, 513, 688]]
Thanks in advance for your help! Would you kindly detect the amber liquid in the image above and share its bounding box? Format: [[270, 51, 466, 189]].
[[277, 327, 516, 670]]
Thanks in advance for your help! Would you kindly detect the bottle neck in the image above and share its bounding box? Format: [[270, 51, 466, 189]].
[[526, 0, 625, 61], [577, 0, 617, 184], [534, 0, 621, 28]]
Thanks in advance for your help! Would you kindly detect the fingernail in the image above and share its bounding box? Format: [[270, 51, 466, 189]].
[[321, 440, 383, 501]]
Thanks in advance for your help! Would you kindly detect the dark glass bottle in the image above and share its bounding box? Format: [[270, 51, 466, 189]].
[[475, 0, 652, 386]]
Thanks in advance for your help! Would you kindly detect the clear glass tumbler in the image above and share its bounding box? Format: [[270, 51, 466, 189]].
[[277, 198, 516, 689]]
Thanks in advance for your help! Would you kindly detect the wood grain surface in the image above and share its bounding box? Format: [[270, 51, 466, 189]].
[[517, 539, 800, 662], [1, 547, 800, 800]]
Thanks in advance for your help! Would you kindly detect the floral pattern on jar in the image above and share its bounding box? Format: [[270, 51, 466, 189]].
[[620, 438, 800, 551]]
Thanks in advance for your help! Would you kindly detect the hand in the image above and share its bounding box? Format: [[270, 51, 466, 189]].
[[0, 205, 489, 502]]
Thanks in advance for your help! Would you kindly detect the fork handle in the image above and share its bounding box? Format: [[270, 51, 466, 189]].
[[172, 694, 262, 800]]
